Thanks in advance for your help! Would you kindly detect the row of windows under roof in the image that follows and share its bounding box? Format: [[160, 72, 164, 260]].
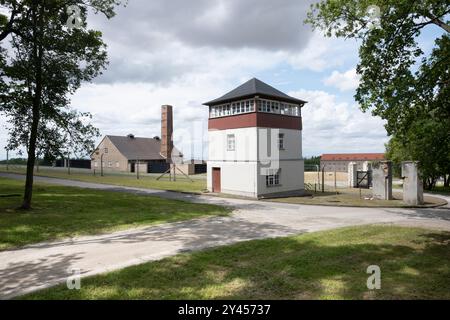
[[209, 98, 301, 118]]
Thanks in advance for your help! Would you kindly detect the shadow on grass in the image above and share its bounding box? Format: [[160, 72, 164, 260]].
[[21, 226, 450, 300], [383, 207, 450, 221], [0, 252, 85, 299], [0, 213, 303, 299], [0, 179, 231, 251]]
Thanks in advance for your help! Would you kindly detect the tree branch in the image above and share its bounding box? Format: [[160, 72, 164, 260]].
[[424, 13, 450, 33], [0, 8, 17, 42]]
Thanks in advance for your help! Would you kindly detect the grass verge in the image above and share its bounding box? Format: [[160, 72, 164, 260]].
[[0, 165, 206, 193], [21, 225, 450, 300], [0, 177, 229, 251]]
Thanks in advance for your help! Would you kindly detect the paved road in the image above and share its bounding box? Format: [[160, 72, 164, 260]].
[[0, 173, 449, 299]]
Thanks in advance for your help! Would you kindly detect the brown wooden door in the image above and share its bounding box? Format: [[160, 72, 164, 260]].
[[212, 168, 221, 193]]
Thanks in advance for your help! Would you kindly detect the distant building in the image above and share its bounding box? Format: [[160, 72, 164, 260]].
[[204, 78, 307, 198], [320, 153, 385, 172], [55, 159, 91, 169], [91, 134, 183, 173]]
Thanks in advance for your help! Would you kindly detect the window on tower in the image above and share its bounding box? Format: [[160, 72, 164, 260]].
[[227, 134, 235, 151], [210, 99, 256, 118], [258, 99, 300, 116], [209, 99, 301, 118], [266, 171, 281, 187], [278, 133, 285, 150]]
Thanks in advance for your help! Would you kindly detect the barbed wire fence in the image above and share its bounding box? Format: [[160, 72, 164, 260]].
[[304, 164, 349, 193]]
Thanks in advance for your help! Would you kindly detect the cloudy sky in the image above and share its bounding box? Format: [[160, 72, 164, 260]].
[[1, 0, 397, 160]]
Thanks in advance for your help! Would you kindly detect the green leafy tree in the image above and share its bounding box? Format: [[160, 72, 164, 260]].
[[386, 118, 450, 190], [304, 156, 321, 169], [0, 1, 125, 209], [306, 0, 449, 187]]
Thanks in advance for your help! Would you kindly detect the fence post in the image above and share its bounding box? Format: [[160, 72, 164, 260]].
[[316, 165, 320, 190], [322, 166, 325, 193], [334, 170, 337, 193], [67, 156, 71, 175], [137, 159, 140, 180]]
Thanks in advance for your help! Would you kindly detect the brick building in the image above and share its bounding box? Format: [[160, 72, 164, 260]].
[[90, 134, 183, 174]]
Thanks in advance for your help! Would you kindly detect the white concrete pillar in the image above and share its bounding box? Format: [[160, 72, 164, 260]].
[[348, 162, 357, 188], [362, 161, 371, 172], [402, 161, 424, 205], [372, 161, 393, 200]]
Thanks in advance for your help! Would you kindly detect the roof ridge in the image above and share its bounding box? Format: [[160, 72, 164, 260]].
[[203, 78, 307, 106]]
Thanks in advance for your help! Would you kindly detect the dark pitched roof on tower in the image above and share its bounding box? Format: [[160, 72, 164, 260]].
[[203, 78, 307, 106]]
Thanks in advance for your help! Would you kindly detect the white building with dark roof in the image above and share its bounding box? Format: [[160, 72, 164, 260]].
[[204, 78, 307, 198]]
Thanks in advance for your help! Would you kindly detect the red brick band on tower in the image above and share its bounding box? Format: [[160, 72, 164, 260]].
[[208, 112, 302, 131]]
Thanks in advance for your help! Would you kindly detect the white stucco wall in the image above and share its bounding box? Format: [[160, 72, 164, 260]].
[[256, 160, 304, 196], [207, 126, 304, 198], [257, 128, 302, 160], [208, 128, 258, 162], [207, 161, 258, 197]]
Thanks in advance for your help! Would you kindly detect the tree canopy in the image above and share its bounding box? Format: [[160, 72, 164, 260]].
[[306, 0, 449, 188], [0, 0, 125, 208]]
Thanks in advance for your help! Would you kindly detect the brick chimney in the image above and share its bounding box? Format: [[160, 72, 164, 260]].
[[161, 105, 173, 162]]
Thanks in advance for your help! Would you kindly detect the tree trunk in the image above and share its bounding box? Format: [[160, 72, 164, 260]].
[[423, 179, 429, 191], [444, 174, 450, 188], [423, 176, 438, 191], [21, 2, 42, 210], [22, 106, 40, 209]]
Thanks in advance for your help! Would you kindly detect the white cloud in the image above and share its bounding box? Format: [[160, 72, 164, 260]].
[[0, 0, 371, 160], [1, 85, 388, 160], [323, 68, 360, 91], [89, 0, 316, 53], [286, 32, 359, 72], [290, 89, 387, 156]]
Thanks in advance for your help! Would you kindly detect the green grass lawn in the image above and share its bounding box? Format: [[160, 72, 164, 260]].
[[268, 188, 447, 208], [21, 225, 450, 300], [0, 165, 206, 193], [0, 177, 229, 251]]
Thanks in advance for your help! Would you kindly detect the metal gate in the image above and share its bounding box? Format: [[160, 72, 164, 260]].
[[357, 171, 372, 189]]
